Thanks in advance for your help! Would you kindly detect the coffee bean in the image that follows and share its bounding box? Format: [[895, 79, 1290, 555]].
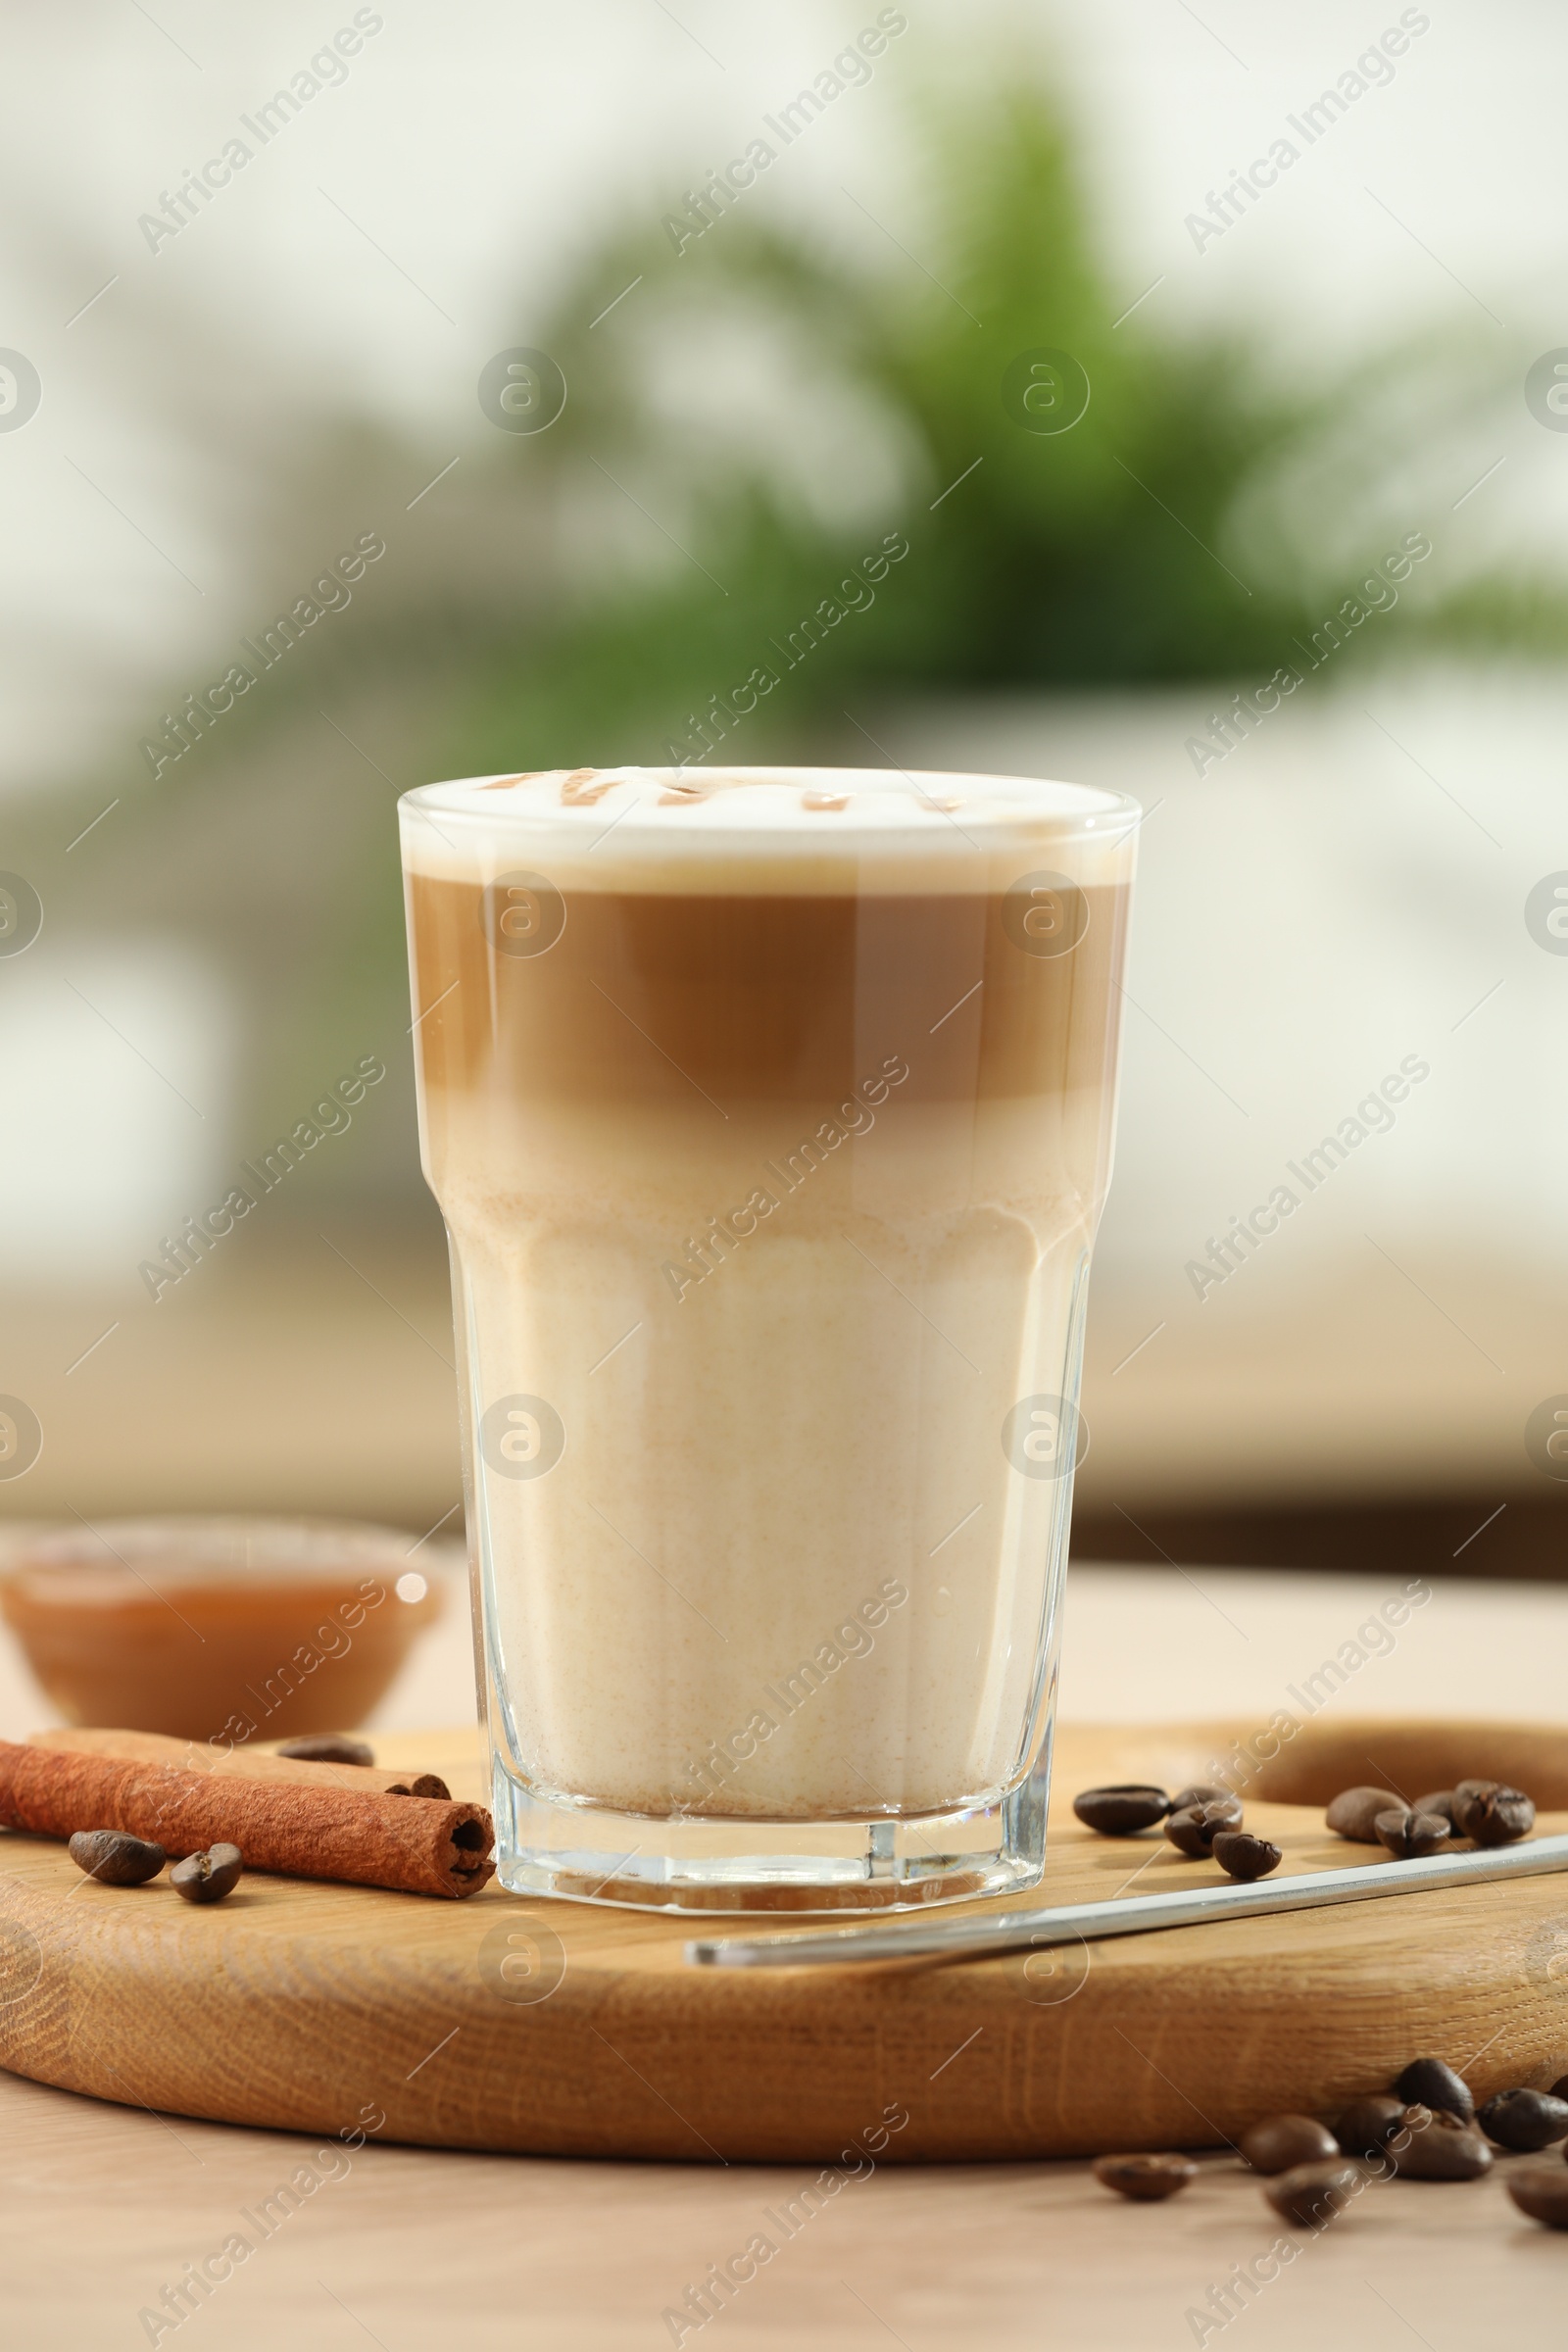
[[1413, 1789, 1456, 1826], [1390, 2109, 1492, 2180], [1480, 1784, 1537, 1844], [1091, 2152, 1197, 2201], [1316, 1788, 1400, 1843], [1324, 1786, 1402, 1843], [1373, 1807, 1451, 1860], [1550, 2075, 1568, 2106], [1451, 1780, 1535, 1846], [1264, 2159, 1363, 2229], [1335, 2094, 1408, 2158], [276, 1735, 374, 1767], [1210, 1830, 1282, 1883], [171, 1843, 244, 1904], [1239, 2114, 1340, 2175], [1169, 1784, 1233, 1814], [1393, 2057, 1474, 2123], [1449, 1780, 1491, 1836], [1072, 1785, 1171, 1836], [68, 1830, 166, 1886], [1164, 1798, 1244, 1857], [1478, 2087, 1568, 2151], [1508, 2169, 1568, 2229]]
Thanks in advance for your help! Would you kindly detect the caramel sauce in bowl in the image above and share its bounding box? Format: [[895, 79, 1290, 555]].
[[0, 1518, 444, 1744]]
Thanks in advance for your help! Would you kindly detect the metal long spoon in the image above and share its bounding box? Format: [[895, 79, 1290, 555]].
[[685, 1832, 1568, 1969]]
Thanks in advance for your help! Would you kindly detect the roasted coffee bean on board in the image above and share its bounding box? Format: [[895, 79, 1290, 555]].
[[171, 1843, 244, 1905], [1451, 1779, 1536, 1846], [1210, 1830, 1282, 1882], [1412, 1789, 1456, 1827], [1393, 2057, 1474, 2123], [1164, 1798, 1244, 1857], [1072, 1785, 1171, 1836], [1091, 2152, 1197, 2201], [67, 1829, 166, 1886], [1239, 2114, 1340, 2175], [1324, 1787, 1402, 1843], [1373, 1807, 1451, 1861], [1478, 2088, 1568, 2151], [1390, 2110, 1493, 2180]]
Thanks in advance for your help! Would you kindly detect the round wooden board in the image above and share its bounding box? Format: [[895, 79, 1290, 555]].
[[3, 1718, 1568, 2163]]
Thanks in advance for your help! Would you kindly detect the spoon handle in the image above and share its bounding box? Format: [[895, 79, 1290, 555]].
[[686, 1831, 1568, 1969]]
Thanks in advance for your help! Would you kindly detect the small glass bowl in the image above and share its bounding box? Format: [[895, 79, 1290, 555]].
[[0, 1516, 444, 1745]]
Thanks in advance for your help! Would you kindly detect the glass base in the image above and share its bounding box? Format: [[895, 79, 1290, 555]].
[[490, 1746, 1051, 1914]]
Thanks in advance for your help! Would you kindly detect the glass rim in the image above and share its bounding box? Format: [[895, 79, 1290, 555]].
[[399, 763, 1142, 843]]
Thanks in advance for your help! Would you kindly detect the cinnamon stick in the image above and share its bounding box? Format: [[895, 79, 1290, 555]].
[[0, 1740, 494, 1899], [28, 1725, 454, 1800]]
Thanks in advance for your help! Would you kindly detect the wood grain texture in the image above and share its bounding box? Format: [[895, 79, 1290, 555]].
[[2, 1716, 1566, 2163], [10, 2061, 1564, 2352]]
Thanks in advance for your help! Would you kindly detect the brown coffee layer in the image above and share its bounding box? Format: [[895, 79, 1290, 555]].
[[407, 880, 1130, 1108]]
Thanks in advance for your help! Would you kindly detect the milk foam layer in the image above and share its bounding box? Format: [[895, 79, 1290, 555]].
[[402, 764, 1140, 890], [402, 766, 1138, 1820]]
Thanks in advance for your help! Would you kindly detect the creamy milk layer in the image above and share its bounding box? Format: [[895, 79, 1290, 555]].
[[402, 767, 1138, 1819]]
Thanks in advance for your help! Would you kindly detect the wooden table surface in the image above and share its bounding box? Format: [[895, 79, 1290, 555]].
[[5, 1564, 1566, 2349]]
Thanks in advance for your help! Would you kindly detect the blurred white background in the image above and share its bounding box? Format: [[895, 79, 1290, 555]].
[[6, 1, 1568, 785]]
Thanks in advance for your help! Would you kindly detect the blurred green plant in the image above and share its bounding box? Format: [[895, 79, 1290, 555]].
[[444, 78, 1519, 775]]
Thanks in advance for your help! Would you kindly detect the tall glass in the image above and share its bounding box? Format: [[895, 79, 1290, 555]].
[[400, 765, 1138, 1912]]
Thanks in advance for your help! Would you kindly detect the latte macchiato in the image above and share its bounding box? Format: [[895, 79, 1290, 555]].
[[401, 765, 1137, 1904]]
